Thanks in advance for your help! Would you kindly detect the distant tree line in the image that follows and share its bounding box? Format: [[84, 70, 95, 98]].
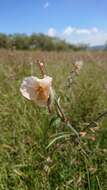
[[0, 33, 88, 51]]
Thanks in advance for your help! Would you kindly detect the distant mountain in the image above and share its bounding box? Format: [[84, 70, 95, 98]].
[[89, 45, 105, 50]]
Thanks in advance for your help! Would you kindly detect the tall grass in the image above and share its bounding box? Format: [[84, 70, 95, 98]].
[[0, 49, 107, 189]]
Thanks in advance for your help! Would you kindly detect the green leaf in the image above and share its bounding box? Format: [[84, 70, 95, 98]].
[[46, 133, 71, 149], [49, 115, 61, 127]]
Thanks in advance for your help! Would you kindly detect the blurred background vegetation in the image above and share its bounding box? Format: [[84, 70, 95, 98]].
[[0, 32, 92, 51]]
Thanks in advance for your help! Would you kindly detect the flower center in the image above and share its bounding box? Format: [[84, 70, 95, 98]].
[[36, 85, 49, 102]]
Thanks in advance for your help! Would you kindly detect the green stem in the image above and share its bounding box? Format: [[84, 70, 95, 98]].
[[96, 176, 102, 190]]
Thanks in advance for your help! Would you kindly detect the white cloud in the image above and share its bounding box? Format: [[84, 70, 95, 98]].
[[62, 26, 75, 36], [62, 26, 107, 46], [78, 31, 107, 46], [44, 2, 49, 9], [91, 27, 99, 33], [76, 29, 91, 35], [47, 28, 57, 37], [76, 27, 99, 35], [62, 26, 98, 37], [47, 26, 107, 46]]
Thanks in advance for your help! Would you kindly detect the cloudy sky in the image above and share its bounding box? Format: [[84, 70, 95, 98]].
[[0, 0, 107, 46]]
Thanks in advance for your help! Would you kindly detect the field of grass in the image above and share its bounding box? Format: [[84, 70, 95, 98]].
[[0, 49, 107, 190]]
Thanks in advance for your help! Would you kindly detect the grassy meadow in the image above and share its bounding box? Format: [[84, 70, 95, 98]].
[[0, 49, 107, 190]]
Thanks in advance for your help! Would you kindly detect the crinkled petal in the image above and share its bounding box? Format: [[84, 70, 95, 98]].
[[20, 75, 53, 107], [40, 75, 52, 87], [20, 76, 40, 100]]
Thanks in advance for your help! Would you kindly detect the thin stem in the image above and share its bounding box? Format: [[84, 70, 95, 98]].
[[88, 110, 107, 128], [55, 97, 80, 141], [96, 176, 102, 190], [85, 158, 91, 190], [66, 121, 80, 140], [47, 96, 52, 113], [81, 152, 91, 190], [55, 97, 67, 122]]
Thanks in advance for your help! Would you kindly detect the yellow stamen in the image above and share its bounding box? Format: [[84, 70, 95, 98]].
[[36, 84, 49, 102]]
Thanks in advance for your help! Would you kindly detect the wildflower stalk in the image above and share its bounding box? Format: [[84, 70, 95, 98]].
[[55, 96, 80, 140], [36, 60, 81, 141], [67, 61, 83, 89], [37, 60, 45, 78], [36, 60, 80, 139], [55, 97, 67, 122], [47, 96, 52, 113], [37, 60, 52, 113]]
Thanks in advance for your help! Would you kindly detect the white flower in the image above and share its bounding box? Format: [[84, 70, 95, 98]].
[[74, 61, 83, 72], [20, 75, 53, 107]]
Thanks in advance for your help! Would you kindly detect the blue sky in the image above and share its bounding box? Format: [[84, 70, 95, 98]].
[[0, 0, 107, 45]]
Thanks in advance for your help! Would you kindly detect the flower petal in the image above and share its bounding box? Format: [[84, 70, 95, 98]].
[[40, 75, 52, 87], [20, 76, 40, 100], [20, 76, 53, 107]]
